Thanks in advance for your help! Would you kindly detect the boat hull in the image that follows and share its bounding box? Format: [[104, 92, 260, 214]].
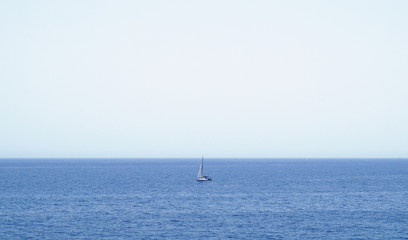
[[196, 177, 212, 181]]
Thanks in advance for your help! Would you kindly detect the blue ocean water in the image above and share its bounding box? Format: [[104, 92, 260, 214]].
[[1, 159, 408, 239]]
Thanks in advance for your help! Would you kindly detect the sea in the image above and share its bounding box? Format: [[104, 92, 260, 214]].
[[0, 158, 407, 239]]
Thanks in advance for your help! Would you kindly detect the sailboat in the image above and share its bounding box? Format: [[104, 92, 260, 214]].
[[196, 156, 212, 181]]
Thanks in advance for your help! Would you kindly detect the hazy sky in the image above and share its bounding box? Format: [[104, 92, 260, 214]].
[[1, 1, 407, 158]]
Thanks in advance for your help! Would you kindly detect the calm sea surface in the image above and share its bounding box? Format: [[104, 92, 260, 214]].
[[1, 159, 407, 239]]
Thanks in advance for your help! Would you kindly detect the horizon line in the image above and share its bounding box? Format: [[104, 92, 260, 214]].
[[1, 157, 407, 160]]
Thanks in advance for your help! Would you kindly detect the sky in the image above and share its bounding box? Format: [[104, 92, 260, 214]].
[[1, 0, 408, 158]]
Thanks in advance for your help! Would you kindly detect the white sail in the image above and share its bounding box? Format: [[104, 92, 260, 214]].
[[196, 156, 211, 181], [197, 158, 203, 178]]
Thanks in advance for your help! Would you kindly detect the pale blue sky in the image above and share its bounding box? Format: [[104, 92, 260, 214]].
[[1, 0, 407, 158]]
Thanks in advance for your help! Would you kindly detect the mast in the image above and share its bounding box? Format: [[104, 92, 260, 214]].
[[197, 156, 204, 178]]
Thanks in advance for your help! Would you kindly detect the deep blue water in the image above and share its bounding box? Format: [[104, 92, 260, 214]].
[[1, 159, 408, 239]]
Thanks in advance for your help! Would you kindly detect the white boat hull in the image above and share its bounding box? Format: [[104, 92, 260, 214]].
[[196, 176, 212, 181]]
